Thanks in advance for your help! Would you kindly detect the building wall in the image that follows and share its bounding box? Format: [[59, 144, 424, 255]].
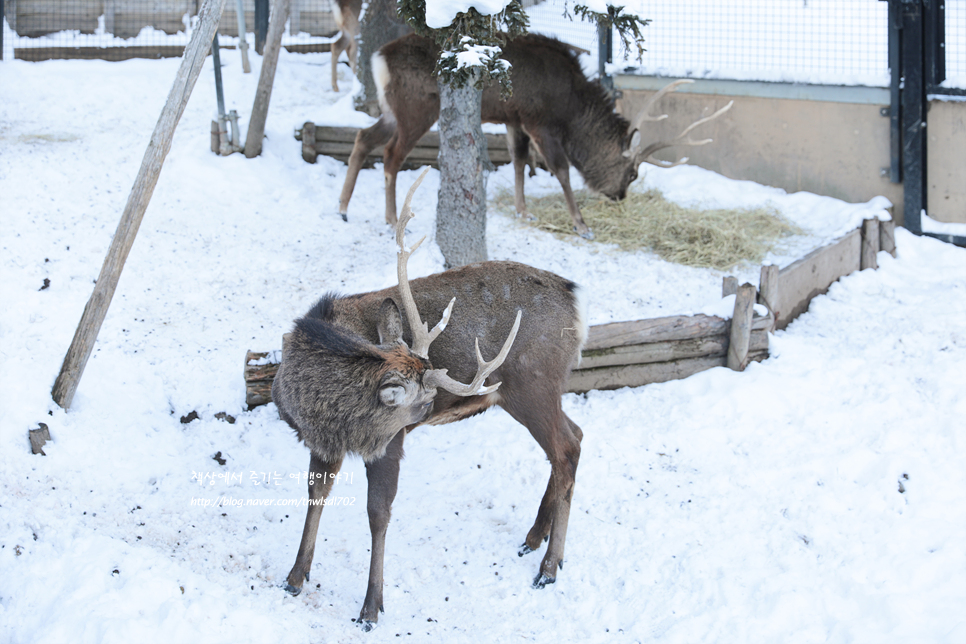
[[614, 76, 966, 225]]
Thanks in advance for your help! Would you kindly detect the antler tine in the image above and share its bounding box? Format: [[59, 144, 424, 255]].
[[424, 310, 522, 397], [628, 79, 694, 135], [637, 100, 734, 167], [395, 167, 448, 359]]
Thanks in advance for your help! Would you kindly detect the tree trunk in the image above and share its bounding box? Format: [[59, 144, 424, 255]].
[[436, 74, 490, 268], [355, 0, 411, 117]]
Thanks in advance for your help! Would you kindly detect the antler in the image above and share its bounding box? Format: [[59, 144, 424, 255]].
[[393, 169, 522, 396], [395, 168, 454, 359], [637, 100, 734, 167], [624, 78, 734, 167]]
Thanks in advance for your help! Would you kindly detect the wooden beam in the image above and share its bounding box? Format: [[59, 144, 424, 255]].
[[774, 227, 861, 330], [51, 0, 229, 410], [861, 218, 880, 270], [726, 283, 756, 371], [244, 0, 290, 158]]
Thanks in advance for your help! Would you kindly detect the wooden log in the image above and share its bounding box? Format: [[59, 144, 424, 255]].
[[861, 218, 880, 270], [301, 121, 317, 163], [880, 219, 897, 257], [244, 0, 290, 158], [29, 423, 51, 456], [722, 276, 738, 297], [726, 283, 756, 371], [245, 350, 280, 408], [585, 312, 771, 351], [774, 227, 861, 330], [15, 46, 188, 61], [567, 350, 769, 394], [51, 0, 229, 410], [579, 328, 768, 369]]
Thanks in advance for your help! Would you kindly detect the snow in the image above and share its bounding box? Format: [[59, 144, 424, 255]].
[[425, 0, 518, 30], [1, 45, 965, 644]]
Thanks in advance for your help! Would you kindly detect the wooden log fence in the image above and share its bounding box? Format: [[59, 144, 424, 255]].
[[243, 216, 894, 407], [295, 123, 514, 169]]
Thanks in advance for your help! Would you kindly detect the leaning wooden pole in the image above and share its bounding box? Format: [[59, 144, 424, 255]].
[[51, 0, 228, 410], [244, 0, 291, 158]]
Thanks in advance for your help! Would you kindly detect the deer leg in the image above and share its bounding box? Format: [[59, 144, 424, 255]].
[[381, 129, 428, 226], [528, 132, 594, 240], [358, 428, 406, 631], [284, 451, 345, 595], [506, 126, 534, 220], [502, 392, 582, 588], [331, 35, 347, 91], [338, 117, 396, 221]]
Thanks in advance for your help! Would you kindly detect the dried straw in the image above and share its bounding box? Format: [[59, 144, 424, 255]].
[[491, 185, 802, 270]]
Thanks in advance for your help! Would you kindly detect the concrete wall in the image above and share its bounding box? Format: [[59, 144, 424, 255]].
[[614, 76, 966, 225]]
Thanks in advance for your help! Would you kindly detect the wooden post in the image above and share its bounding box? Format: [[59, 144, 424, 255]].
[[301, 121, 317, 163], [861, 218, 880, 270], [758, 264, 779, 325], [880, 219, 897, 257], [722, 276, 738, 298], [51, 0, 228, 410], [727, 283, 756, 371], [244, 0, 291, 158]]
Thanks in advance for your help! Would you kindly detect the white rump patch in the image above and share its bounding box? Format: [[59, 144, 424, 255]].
[[372, 51, 393, 118]]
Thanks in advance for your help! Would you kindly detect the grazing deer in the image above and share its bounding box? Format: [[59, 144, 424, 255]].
[[330, 0, 362, 92], [337, 33, 733, 239], [273, 170, 588, 630]]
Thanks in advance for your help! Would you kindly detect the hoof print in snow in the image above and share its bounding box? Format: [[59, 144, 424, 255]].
[[215, 412, 236, 424], [180, 411, 199, 424]]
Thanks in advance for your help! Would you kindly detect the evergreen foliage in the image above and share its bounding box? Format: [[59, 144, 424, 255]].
[[571, 4, 650, 63]]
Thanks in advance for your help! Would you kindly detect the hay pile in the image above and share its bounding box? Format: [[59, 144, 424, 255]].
[[491, 186, 803, 270]]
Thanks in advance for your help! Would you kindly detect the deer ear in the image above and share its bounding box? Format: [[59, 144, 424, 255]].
[[379, 383, 408, 407], [377, 298, 405, 345]]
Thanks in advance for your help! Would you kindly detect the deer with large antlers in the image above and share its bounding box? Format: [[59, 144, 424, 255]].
[[337, 33, 733, 239], [273, 169, 588, 630]]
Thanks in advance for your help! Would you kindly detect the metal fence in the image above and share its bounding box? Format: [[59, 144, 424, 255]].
[[3, 0, 964, 91], [1, 0, 339, 60]]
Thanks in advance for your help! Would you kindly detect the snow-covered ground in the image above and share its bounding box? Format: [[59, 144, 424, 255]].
[[1, 49, 964, 643]]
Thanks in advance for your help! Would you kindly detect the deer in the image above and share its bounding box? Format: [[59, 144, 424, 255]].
[[272, 169, 588, 630], [330, 0, 362, 92], [337, 32, 733, 240]]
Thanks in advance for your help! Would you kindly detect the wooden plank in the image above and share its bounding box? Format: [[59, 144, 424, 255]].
[[244, 0, 290, 158], [9, 0, 101, 36], [15, 46, 188, 61], [726, 283, 756, 371], [579, 329, 767, 369], [775, 227, 861, 330], [566, 350, 769, 394], [880, 219, 897, 257], [758, 264, 779, 323], [51, 0, 229, 410], [861, 218, 880, 270]]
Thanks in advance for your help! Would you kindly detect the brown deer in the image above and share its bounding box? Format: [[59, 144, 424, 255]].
[[273, 170, 588, 630], [330, 0, 362, 92], [337, 33, 733, 239]]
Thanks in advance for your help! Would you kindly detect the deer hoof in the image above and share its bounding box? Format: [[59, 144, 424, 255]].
[[283, 583, 302, 596], [359, 619, 379, 632], [340, 211, 348, 222], [518, 543, 534, 557], [532, 572, 556, 589], [576, 227, 595, 241]]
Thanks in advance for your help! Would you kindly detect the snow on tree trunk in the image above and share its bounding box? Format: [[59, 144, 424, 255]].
[[435, 72, 491, 268]]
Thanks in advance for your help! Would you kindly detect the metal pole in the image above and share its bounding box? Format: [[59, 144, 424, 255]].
[[254, 0, 269, 55], [1, 0, 5, 61], [899, 0, 926, 235]]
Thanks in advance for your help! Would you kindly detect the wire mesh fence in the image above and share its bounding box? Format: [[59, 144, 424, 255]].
[[1, 0, 340, 60], [2, 0, 964, 90]]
